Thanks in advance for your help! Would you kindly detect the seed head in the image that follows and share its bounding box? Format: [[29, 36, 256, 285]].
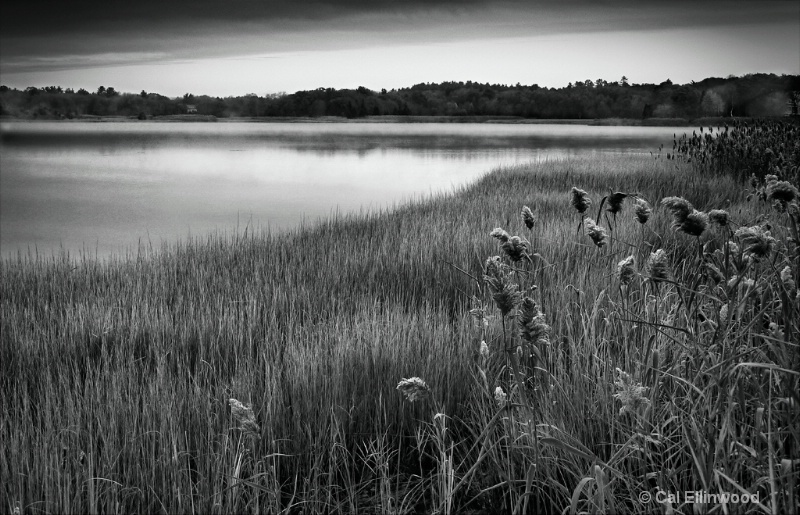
[[501, 235, 529, 262], [397, 377, 431, 403], [518, 297, 550, 347], [229, 398, 261, 439], [646, 249, 670, 283], [571, 187, 592, 214], [606, 192, 627, 215], [633, 198, 652, 224], [661, 196, 694, 224], [766, 180, 799, 203], [780, 266, 796, 292], [490, 227, 510, 243], [521, 206, 535, 229], [479, 340, 490, 359], [617, 255, 637, 286], [483, 259, 520, 316], [708, 209, 730, 227], [734, 225, 775, 260], [677, 210, 708, 237], [494, 386, 507, 408], [613, 369, 650, 416], [584, 218, 607, 248]]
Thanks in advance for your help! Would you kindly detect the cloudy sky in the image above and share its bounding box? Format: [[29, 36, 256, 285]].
[[1, 0, 798, 97]]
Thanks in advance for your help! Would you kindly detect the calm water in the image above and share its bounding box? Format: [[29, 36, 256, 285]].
[[0, 121, 681, 259]]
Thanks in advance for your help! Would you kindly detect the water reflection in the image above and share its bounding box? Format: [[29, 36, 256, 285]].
[[0, 122, 681, 259]]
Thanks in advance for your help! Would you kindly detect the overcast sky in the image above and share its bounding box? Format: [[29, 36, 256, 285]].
[[1, 0, 798, 97]]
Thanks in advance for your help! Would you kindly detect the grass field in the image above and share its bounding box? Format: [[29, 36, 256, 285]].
[[2, 147, 798, 513]]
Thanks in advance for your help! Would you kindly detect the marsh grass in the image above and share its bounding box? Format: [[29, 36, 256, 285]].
[[2, 149, 798, 513]]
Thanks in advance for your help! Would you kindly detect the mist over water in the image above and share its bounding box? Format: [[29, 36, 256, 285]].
[[0, 122, 682, 259]]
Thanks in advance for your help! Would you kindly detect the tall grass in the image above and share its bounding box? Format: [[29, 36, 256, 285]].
[[2, 150, 797, 513]]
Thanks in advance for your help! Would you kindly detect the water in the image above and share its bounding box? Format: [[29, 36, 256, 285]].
[[0, 121, 681, 259]]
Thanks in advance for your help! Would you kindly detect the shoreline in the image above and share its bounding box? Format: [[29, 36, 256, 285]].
[[0, 114, 753, 126]]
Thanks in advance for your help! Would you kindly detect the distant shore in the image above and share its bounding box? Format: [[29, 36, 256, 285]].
[[0, 114, 752, 126]]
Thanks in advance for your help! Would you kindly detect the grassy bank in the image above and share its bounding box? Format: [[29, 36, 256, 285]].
[[2, 154, 798, 513]]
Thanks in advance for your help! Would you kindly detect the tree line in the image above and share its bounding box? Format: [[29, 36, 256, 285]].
[[1, 73, 798, 120]]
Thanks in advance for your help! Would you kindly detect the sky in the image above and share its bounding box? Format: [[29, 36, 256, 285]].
[[1, 0, 798, 97]]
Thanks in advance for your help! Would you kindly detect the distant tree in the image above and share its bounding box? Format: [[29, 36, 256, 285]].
[[620, 76, 629, 87], [140, 90, 148, 98], [65, 88, 74, 94], [105, 87, 118, 97], [0, 85, 10, 92], [77, 88, 89, 95]]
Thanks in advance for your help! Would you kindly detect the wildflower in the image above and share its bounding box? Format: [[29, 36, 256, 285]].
[[501, 235, 529, 262], [613, 369, 650, 416], [734, 225, 775, 260], [521, 206, 535, 230], [677, 210, 708, 237], [518, 297, 550, 347], [661, 196, 694, 224], [490, 227, 510, 243], [479, 340, 490, 359], [708, 209, 730, 227], [766, 180, 799, 203], [228, 398, 261, 439], [617, 255, 637, 286], [494, 386, 507, 408], [633, 198, 652, 224], [571, 187, 592, 214], [646, 249, 669, 283], [397, 377, 431, 403], [606, 192, 627, 215], [584, 218, 607, 247]]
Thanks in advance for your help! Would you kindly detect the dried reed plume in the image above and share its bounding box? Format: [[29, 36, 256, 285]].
[[606, 192, 628, 215], [766, 180, 799, 205], [396, 377, 431, 403], [617, 255, 637, 286], [661, 196, 694, 224], [494, 386, 507, 408], [484, 257, 520, 316], [677, 210, 708, 237], [633, 198, 652, 224], [584, 217, 607, 247], [228, 398, 261, 439], [708, 209, 730, 227], [781, 266, 796, 293], [518, 297, 550, 347], [613, 369, 650, 416], [734, 225, 776, 260], [501, 235, 529, 262], [646, 249, 669, 283], [479, 340, 490, 359], [521, 206, 535, 229], [571, 187, 592, 214], [490, 227, 510, 243]]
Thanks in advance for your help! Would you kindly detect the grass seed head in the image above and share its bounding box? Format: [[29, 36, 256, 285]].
[[766, 180, 799, 203], [708, 209, 730, 227], [646, 249, 670, 283], [633, 198, 652, 224], [501, 235, 529, 262], [228, 398, 261, 439], [479, 340, 490, 359], [584, 218, 607, 247], [490, 227, 510, 243], [397, 377, 431, 403], [780, 265, 796, 292], [518, 297, 550, 347], [494, 386, 507, 408], [521, 206, 535, 229], [606, 192, 628, 215], [617, 255, 637, 285], [734, 225, 776, 260], [613, 368, 651, 416], [571, 187, 592, 214], [661, 196, 694, 224], [677, 210, 708, 237]]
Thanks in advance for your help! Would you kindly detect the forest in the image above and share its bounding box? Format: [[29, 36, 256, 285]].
[[1, 73, 798, 121]]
